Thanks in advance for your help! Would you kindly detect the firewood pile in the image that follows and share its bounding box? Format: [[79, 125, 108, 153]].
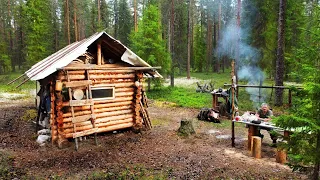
[[140, 90, 152, 130]]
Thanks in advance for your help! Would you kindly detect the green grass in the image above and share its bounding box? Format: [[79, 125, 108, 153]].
[[0, 73, 35, 93], [149, 71, 296, 114], [147, 86, 212, 109], [0, 73, 36, 101]]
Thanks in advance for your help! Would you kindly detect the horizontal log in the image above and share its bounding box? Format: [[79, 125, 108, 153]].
[[62, 120, 92, 129], [63, 124, 94, 134], [61, 74, 135, 80], [223, 84, 303, 89], [64, 122, 134, 138], [96, 109, 132, 119], [95, 114, 134, 124], [115, 91, 134, 97], [62, 96, 133, 106], [65, 63, 130, 69], [63, 112, 133, 124], [96, 118, 133, 128], [114, 87, 135, 92], [70, 101, 133, 112], [73, 128, 98, 138], [61, 65, 161, 70], [63, 109, 132, 123], [72, 114, 95, 124], [69, 99, 94, 106], [64, 80, 92, 87], [92, 82, 135, 88], [97, 122, 134, 133], [62, 115, 133, 129], [65, 70, 136, 74], [63, 105, 133, 118]]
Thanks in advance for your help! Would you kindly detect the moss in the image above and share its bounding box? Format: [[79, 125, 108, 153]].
[[21, 109, 38, 122]]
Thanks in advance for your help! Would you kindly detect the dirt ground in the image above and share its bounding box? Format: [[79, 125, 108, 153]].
[[0, 99, 308, 179]]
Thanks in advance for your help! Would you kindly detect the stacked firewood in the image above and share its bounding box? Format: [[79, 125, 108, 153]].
[[140, 90, 152, 130]]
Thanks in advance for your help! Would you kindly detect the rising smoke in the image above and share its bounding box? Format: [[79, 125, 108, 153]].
[[217, 20, 266, 108]]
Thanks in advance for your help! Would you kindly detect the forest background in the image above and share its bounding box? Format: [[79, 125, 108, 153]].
[[0, 0, 320, 178]]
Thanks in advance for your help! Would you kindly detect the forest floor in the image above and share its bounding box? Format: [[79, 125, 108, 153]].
[[0, 97, 308, 179]]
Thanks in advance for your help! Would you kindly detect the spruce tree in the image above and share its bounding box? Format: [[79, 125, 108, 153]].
[[130, 4, 171, 76]]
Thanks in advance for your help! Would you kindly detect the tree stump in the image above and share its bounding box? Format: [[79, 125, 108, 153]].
[[178, 119, 195, 136], [251, 136, 262, 159]]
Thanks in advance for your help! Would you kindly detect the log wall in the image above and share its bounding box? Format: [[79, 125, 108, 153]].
[[53, 67, 142, 139]]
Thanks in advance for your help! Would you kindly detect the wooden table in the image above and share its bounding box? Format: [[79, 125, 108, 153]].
[[231, 120, 283, 150]]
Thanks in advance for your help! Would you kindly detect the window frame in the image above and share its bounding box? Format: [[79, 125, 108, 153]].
[[91, 86, 115, 100]]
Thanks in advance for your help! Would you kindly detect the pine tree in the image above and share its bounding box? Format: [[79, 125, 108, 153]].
[[193, 24, 206, 72], [118, 0, 133, 46], [275, 0, 286, 106], [130, 4, 171, 76], [23, 0, 55, 68]]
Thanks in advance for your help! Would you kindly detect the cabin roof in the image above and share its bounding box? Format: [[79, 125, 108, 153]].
[[24, 31, 161, 81]]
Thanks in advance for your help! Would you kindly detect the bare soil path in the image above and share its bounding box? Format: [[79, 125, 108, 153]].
[[0, 99, 307, 179]]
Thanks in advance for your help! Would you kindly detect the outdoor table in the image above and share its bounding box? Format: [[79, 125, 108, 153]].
[[231, 120, 289, 150]]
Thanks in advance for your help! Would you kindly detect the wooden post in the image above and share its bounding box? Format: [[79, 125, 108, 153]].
[[248, 125, 259, 150], [251, 136, 262, 159], [231, 60, 236, 147], [276, 148, 287, 164], [97, 41, 102, 65]]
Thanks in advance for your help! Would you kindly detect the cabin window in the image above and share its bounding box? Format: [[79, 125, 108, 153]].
[[91, 86, 115, 100]]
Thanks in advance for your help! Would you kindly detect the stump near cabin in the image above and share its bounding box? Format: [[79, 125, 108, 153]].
[[178, 119, 195, 136]]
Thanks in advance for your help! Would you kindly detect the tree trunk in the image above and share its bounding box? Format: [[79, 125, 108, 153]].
[[236, 0, 241, 85], [8, 0, 15, 72], [134, 0, 137, 32], [114, 0, 118, 39], [275, 0, 286, 106], [187, 0, 191, 79], [170, 0, 174, 87], [73, 0, 78, 41], [206, 14, 212, 73], [313, 132, 320, 180], [66, 0, 70, 44], [98, 0, 101, 27]]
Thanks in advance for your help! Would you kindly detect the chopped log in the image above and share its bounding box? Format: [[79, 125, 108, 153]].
[[178, 119, 195, 136], [276, 148, 287, 164], [251, 136, 262, 159], [248, 125, 259, 150]]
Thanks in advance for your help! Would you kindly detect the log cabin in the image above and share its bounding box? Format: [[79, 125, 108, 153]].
[[12, 32, 160, 149]]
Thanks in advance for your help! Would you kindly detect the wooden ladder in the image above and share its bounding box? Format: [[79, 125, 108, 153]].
[[66, 70, 98, 151]]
